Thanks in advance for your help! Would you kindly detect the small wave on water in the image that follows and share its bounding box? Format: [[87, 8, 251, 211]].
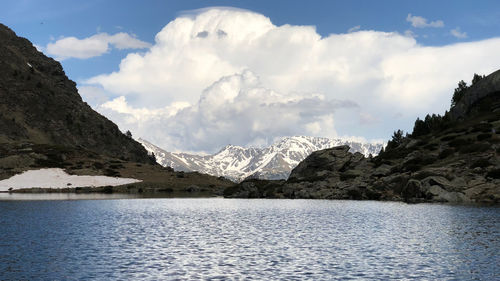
[[0, 199, 498, 280]]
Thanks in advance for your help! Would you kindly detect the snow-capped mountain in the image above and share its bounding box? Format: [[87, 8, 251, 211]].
[[139, 136, 384, 182]]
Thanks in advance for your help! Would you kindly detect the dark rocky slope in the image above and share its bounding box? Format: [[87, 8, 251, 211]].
[[225, 71, 500, 204], [0, 24, 233, 194], [0, 23, 151, 165]]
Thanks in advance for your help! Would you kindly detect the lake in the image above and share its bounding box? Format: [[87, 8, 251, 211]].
[[0, 197, 498, 280]]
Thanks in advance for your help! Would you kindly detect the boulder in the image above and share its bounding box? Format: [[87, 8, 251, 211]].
[[288, 145, 353, 181], [437, 191, 470, 203], [185, 185, 200, 193], [422, 184, 471, 203], [421, 176, 454, 190], [427, 185, 445, 197], [346, 186, 363, 200], [402, 179, 424, 201]]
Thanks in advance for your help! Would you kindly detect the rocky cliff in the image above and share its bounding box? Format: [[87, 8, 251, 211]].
[[225, 70, 500, 204]]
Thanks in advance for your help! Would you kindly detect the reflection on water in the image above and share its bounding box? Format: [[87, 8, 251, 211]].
[[0, 192, 215, 201], [0, 192, 139, 201], [0, 199, 498, 280]]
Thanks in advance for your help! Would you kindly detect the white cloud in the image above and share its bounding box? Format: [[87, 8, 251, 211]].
[[406, 14, 444, 28], [450, 27, 468, 39], [81, 8, 500, 153], [348, 25, 361, 33], [97, 71, 355, 152], [45, 32, 151, 60]]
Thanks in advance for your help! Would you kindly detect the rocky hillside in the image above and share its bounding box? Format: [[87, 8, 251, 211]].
[[139, 136, 383, 181], [225, 71, 500, 204], [0, 23, 233, 195], [0, 23, 151, 165]]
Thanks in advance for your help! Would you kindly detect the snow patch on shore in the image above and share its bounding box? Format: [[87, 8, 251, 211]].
[[0, 168, 141, 191]]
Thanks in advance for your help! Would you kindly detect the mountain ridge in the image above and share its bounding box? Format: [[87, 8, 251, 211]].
[[139, 136, 384, 181], [0, 23, 151, 164]]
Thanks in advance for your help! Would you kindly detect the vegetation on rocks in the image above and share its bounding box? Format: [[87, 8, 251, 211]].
[[225, 71, 500, 204]]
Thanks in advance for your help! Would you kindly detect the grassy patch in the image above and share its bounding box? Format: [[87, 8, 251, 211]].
[[423, 143, 439, 150], [104, 168, 120, 177], [438, 148, 455, 159], [449, 138, 472, 148], [486, 168, 500, 179], [440, 135, 457, 142], [470, 158, 492, 168], [477, 133, 492, 141], [339, 172, 360, 181], [471, 123, 493, 133], [459, 143, 491, 154]]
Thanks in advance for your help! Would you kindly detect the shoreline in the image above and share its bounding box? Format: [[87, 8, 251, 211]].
[[1, 189, 498, 206]]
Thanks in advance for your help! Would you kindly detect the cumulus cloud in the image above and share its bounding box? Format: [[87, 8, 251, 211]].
[[98, 71, 356, 152], [406, 14, 444, 28], [450, 27, 468, 39], [45, 32, 151, 60], [81, 8, 500, 153]]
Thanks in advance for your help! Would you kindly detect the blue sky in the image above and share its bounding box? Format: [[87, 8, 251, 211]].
[[4, 1, 499, 81], [2, 1, 500, 152]]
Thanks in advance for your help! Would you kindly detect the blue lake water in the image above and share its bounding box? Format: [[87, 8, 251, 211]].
[[0, 197, 498, 280]]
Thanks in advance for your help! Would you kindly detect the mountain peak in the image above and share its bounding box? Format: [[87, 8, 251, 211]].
[[139, 136, 384, 182]]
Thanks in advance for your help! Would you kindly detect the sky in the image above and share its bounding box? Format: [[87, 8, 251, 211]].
[[2, 0, 500, 153]]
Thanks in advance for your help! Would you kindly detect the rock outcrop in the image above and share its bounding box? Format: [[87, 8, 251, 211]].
[[225, 71, 500, 204], [450, 69, 500, 120]]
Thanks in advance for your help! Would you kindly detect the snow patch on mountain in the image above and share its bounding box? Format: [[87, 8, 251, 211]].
[[0, 168, 141, 191], [139, 136, 384, 182]]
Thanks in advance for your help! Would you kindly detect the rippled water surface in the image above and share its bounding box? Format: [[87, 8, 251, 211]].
[[0, 198, 498, 280]]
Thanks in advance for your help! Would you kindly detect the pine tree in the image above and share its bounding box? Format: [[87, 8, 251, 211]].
[[451, 80, 467, 107], [471, 73, 485, 85]]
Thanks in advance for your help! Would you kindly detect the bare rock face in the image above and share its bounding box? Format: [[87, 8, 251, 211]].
[[288, 145, 353, 181], [450, 69, 500, 120]]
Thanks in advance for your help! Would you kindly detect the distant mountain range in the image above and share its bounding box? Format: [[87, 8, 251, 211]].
[[139, 136, 384, 181]]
